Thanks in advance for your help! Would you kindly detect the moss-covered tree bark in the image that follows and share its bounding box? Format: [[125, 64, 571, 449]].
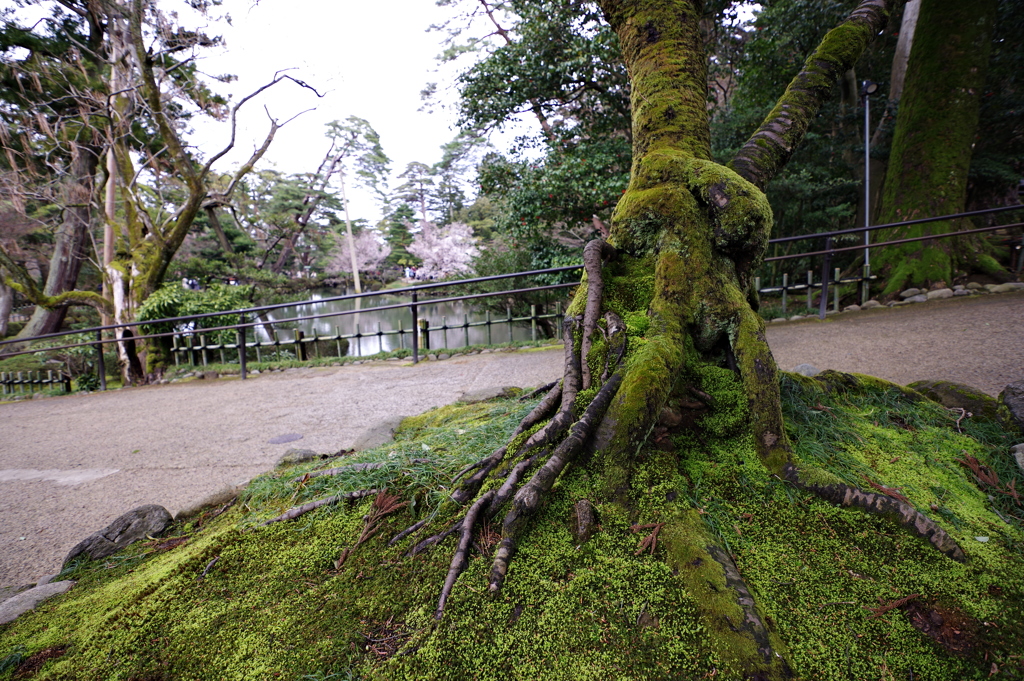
[[384, 1, 974, 678], [874, 0, 1002, 292]]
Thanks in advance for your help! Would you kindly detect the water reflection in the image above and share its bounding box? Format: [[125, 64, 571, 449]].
[[260, 288, 549, 356]]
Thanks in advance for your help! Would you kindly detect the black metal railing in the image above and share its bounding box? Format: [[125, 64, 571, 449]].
[[0, 266, 584, 391], [758, 204, 1023, 318], [2, 206, 1021, 393]]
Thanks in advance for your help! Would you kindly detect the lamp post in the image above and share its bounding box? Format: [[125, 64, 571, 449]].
[[860, 80, 879, 303]]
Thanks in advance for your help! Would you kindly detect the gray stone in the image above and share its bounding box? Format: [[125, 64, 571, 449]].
[[1012, 444, 1024, 475], [460, 386, 517, 403], [570, 499, 599, 545], [843, 304, 861, 312], [385, 357, 400, 361], [953, 289, 974, 296], [793, 363, 822, 377], [32, 392, 46, 399], [427, 354, 437, 361], [789, 315, 805, 321], [63, 504, 172, 567], [250, 369, 260, 375], [899, 288, 922, 298], [771, 317, 786, 323], [860, 300, 882, 309], [984, 284, 1000, 292], [909, 380, 1001, 422], [438, 353, 451, 360], [953, 284, 965, 291], [998, 381, 1024, 434], [992, 282, 1024, 293], [351, 415, 406, 451], [966, 281, 984, 290], [35, 573, 59, 586], [825, 309, 837, 315], [889, 300, 908, 306], [0, 581, 75, 625], [927, 288, 954, 300], [905, 294, 928, 303], [275, 448, 320, 467]]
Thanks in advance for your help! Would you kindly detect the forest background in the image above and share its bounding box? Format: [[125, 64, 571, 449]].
[[0, 0, 1021, 384]]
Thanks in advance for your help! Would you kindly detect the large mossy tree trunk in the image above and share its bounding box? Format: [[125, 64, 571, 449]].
[[566, 1, 894, 675], [13, 142, 103, 340], [874, 0, 1002, 292]]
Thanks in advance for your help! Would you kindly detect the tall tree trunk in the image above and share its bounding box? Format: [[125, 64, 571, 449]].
[[15, 143, 100, 339], [889, 0, 920, 101], [0, 275, 12, 337], [874, 0, 1001, 292]]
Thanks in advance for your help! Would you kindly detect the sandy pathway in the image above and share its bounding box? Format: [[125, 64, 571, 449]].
[[1, 291, 1021, 587]]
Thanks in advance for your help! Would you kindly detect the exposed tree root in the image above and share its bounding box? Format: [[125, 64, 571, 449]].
[[261, 489, 381, 526], [448, 318, 582, 506], [519, 380, 558, 401], [705, 545, 795, 676], [384, 240, 628, 619], [581, 239, 616, 390], [782, 464, 967, 562], [489, 371, 623, 593], [436, 490, 495, 619]]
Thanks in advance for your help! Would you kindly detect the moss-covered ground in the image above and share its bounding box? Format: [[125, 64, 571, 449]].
[[1, 371, 1022, 680]]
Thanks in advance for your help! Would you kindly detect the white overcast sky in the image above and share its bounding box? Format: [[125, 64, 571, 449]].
[[187, 0, 513, 222]]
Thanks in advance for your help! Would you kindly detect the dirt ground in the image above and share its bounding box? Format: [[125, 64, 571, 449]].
[[1, 291, 1021, 588]]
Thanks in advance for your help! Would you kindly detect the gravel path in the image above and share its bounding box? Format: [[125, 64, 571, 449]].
[[1, 291, 1021, 588]]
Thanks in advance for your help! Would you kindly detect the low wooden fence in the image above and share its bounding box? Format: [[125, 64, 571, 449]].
[[0, 370, 71, 395]]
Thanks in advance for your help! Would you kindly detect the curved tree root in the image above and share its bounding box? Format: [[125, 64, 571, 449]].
[[393, 241, 624, 619], [580, 239, 616, 390], [261, 488, 381, 526], [731, 303, 965, 562], [435, 490, 495, 619], [782, 464, 966, 562], [705, 545, 794, 676], [489, 372, 624, 593]]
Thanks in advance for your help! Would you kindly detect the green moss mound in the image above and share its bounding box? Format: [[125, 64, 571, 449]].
[[1, 377, 1022, 680]]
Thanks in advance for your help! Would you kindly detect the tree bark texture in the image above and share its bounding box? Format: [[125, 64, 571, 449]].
[[15, 142, 101, 339], [874, 0, 1000, 292]]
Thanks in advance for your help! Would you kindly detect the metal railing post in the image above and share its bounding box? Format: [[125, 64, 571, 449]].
[[530, 304, 537, 342], [295, 330, 307, 361], [95, 329, 107, 391], [507, 306, 513, 343], [807, 270, 813, 310], [834, 267, 841, 312], [238, 313, 247, 380], [861, 264, 871, 305], [464, 314, 470, 348], [819, 238, 834, 320], [411, 291, 419, 363], [781, 273, 788, 315]]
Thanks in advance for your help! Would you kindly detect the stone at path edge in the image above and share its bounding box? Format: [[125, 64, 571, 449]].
[[63, 504, 172, 567]]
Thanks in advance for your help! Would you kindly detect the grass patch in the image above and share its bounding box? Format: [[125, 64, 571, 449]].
[[0, 376, 1021, 680]]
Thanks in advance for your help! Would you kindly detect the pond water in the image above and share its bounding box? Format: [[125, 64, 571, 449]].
[[260, 288, 558, 356]]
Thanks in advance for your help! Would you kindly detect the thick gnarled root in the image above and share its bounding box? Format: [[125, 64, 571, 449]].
[[392, 240, 622, 619]]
